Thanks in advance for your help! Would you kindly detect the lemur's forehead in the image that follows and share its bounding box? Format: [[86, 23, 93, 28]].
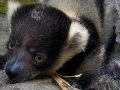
[[30, 4, 48, 21], [11, 4, 71, 32]]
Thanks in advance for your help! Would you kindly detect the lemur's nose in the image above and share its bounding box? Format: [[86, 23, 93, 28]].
[[5, 64, 19, 80]]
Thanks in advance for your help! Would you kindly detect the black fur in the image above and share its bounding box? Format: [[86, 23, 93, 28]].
[[104, 26, 116, 64], [95, 0, 105, 26], [101, 26, 116, 75]]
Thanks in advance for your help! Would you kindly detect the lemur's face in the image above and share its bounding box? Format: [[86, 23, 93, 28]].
[[5, 4, 71, 82]]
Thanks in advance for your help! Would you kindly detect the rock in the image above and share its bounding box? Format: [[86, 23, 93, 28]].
[[0, 70, 9, 86], [0, 70, 60, 90], [0, 13, 10, 55]]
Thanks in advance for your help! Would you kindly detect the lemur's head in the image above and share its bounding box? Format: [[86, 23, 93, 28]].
[[5, 1, 89, 82]]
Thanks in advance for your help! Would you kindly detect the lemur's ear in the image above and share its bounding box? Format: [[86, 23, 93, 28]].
[[7, 0, 21, 21], [68, 21, 89, 49], [51, 21, 89, 72], [62, 20, 89, 60]]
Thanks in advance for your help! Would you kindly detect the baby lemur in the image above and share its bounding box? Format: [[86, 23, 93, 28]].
[[0, 0, 119, 89]]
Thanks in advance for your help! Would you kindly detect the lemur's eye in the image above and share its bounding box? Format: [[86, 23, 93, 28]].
[[34, 54, 46, 63], [8, 43, 15, 50]]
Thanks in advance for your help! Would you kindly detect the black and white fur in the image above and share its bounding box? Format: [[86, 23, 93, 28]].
[[0, 0, 119, 89]]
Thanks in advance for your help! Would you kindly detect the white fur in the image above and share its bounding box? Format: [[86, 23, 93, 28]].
[[50, 21, 89, 72], [7, 0, 21, 21], [68, 21, 89, 48]]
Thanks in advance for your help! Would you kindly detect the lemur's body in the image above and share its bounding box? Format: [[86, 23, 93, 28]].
[[0, 0, 119, 89]]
